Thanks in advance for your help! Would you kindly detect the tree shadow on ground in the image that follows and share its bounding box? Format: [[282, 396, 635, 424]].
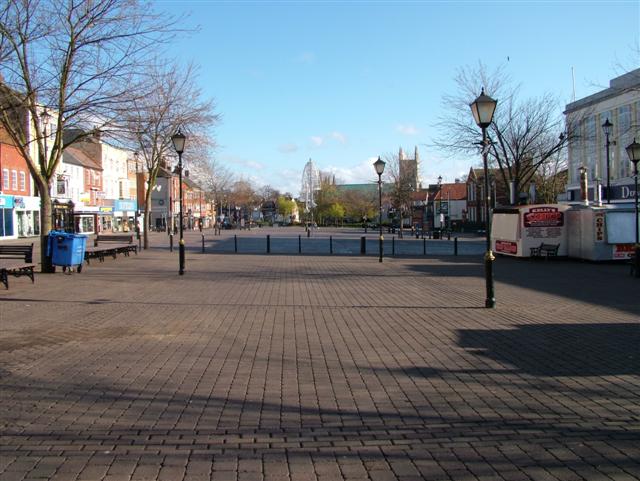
[[457, 322, 639, 377]]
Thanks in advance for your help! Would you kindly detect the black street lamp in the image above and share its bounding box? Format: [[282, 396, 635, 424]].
[[470, 88, 498, 308], [171, 129, 186, 275], [373, 156, 386, 263], [436, 175, 442, 232], [602, 118, 613, 203], [625, 138, 640, 278]]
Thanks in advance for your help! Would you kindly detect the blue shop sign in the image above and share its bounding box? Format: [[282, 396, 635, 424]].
[[0, 195, 14, 208], [114, 199, 137, 212]]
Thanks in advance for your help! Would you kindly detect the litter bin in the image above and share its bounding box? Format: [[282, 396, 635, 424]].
[[48, 231, 87, 272]]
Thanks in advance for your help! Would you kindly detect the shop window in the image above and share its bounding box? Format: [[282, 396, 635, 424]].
[[1, 208, 14, 236]]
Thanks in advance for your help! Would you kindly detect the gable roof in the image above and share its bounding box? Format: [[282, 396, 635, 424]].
[[434, 183, 467, 201], [63, 146, 102, 170]]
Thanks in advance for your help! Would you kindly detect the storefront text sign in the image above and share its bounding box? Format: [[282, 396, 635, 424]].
[[523, 207, 564, 227]]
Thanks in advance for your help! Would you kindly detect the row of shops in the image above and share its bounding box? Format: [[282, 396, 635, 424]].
[[1, 194, 211, 240], [0, 194, 141, 240]]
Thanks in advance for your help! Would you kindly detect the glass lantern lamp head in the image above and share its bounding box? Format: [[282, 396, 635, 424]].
[[373, 156, 386, 176], [470, 88, 498, 129], [171, 129, 186, 155], [626, 138, 640, 168], [602, 118, 613, 136]]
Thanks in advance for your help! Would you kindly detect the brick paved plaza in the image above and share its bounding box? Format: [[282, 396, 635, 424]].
[[1, 230, 639, 480]]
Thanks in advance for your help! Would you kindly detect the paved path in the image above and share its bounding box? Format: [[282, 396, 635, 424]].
[[1, 235, 639, 480]]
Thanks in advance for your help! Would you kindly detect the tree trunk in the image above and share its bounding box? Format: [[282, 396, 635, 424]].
[[143, 209, 150, 249], [39, 190, 54, 273], [143, 186, 153, 249]]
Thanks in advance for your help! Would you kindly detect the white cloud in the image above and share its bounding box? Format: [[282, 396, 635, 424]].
[[323, 157, 380, 185], [278, 143, 298, 154], [396, 123, 419, 135], [310, 136, 324, 147], [309, 131, 348, 148], [330, 131, 347, 144], [223, 154, 265, 171]]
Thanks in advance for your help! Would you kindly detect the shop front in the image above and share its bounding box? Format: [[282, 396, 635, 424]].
[[14, 195, 41, 238], [73, 206, 99, 234], [52, 199, 75, 232], [1, 194, 16, 239], [98, 206, 114, 233], [114, 199, 137, 233]]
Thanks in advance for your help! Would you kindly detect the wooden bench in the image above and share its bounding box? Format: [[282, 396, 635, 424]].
[[530, 242, 560, 258], [0, 244, 36, 289], [84, 234, 137, 264]]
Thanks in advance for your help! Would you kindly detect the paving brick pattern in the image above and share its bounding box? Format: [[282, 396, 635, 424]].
[[1, 231, 639, 480]]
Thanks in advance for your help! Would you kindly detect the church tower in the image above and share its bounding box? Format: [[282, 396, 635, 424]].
[[399, 146, 420, 192]]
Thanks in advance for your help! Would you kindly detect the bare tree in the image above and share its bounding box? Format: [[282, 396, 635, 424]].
[[384, 152, 414, 237], [0, 0, 179, 270], [436, 62, 569, 205], [535, 150, 568, 204], [199, 157, 235, 218], [124, 61, 218, 249]]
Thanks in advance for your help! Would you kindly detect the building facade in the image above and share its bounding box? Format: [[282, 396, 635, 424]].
[[564, 69, 640, 204]]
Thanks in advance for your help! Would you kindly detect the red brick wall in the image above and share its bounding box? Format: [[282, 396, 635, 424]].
[[0, 142, 31, 195]]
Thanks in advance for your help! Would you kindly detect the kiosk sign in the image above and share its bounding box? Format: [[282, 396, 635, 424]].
[[523, 207, 564, 227]]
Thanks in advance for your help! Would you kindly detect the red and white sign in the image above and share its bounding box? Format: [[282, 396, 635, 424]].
[[613, 244, 634, 259], [495, 240, 518, 254], [523, 207, 564, 227]]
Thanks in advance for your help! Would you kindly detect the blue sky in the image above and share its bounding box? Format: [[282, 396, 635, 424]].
[[155, 0, 639, 196]]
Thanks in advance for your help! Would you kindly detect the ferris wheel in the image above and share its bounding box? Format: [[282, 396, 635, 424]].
[[301, 158, 320, 211]]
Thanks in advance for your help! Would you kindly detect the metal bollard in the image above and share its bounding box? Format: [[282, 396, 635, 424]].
[[169, 233, 173, 252], [423, 237, 426, 255], [307, 228, 310, 238], [360, 236, 366, 255], [234, 235, 238, 253], [330, 236, 333, 254], [298, 235, 302, 254], [447, 231, 451, 241], [267, 234, 270, 253], [202, 234, 205, 253], [454, 237, 458, 256], [392, 236, 395, 256]]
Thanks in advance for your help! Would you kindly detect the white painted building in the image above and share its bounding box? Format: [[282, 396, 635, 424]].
[[564, 69, 640, 205]]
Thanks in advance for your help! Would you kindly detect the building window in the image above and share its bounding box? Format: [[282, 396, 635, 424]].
[[56, 177, 67, 196], [19, 172, 26, 191], [11, 170, 18, 190], [619, 105, 632, 178], [2, 169, 8, 190]]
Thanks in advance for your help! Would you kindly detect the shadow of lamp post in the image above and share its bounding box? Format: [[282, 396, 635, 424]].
[[171, 129, 186, 275], [625, 138, 640, 278], [470, 88, 498, 308], [373, 156, 386, 263]]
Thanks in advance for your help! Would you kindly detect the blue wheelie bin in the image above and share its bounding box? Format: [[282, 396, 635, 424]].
[[48, 231, 87, 273]]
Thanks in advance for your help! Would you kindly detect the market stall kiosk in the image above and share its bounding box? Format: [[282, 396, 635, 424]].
[[491, 204, 570, 257], [566, 205, 637, 261]]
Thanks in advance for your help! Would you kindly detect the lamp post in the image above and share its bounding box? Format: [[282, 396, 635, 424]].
[[470, 88, 498, 308], [171, 129, 186, 275], [373, 156, 386, 263], [437, 175, 442, 233], [625, 138, 640, 278], [602, 118, 613, 203]]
